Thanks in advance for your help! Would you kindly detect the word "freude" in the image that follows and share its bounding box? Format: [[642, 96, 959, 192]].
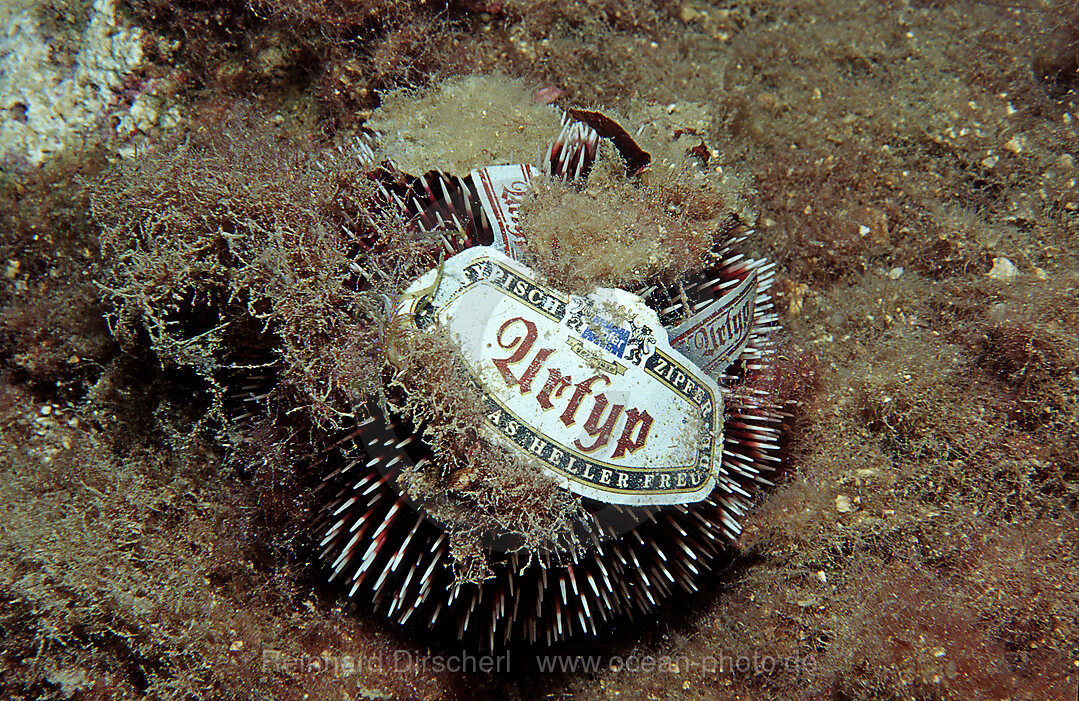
[[490, 316, 653, 459]]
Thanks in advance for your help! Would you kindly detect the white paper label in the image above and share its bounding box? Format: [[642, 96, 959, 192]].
[[393, 247, 725, 506], [667, 271, 758, 377], [472, 164, 535, 260]]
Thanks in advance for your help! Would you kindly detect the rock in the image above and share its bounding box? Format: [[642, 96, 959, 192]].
[[0, 0, 144, 165], [988, 257, 1019, 282]]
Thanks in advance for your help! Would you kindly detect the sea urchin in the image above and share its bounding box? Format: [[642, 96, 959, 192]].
[[305, 81, 782, 647]]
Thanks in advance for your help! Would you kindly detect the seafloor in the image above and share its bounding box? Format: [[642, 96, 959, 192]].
[[1, 0, 1077, 699]]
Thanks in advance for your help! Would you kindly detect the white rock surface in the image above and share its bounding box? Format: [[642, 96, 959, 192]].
[[0, 0, 144, 165], [987, 256, 1019, 282]]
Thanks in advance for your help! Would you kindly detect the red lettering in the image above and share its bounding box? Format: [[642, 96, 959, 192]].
[[560, 375, 608, 427], [492, 317, 554, 393], [492, 317, 536, 382], [537, 369, 573, 409], [611, 409, 653, 458], [574, 393, 624, 453], [491, 319, 659, 462]]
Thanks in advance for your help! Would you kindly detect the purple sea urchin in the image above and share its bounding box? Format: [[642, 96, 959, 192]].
[[306, 96, 783, 647]]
